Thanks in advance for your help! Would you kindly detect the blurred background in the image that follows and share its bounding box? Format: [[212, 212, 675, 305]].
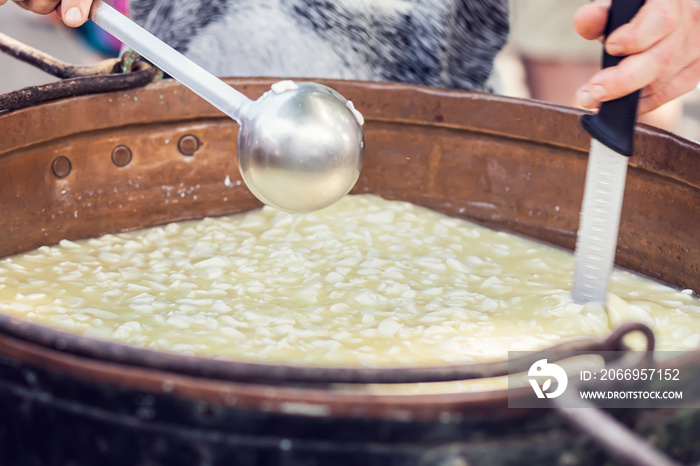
[[2, 2, 699, 141]]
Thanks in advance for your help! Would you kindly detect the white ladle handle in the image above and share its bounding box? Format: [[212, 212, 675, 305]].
[[90, 0, 251, 123]]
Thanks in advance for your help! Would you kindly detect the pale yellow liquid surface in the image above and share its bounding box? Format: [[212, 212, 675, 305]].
[[0, 195, 698, 371]]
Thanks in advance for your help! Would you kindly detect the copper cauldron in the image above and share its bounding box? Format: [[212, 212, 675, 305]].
[[0, 78, 698, 466]]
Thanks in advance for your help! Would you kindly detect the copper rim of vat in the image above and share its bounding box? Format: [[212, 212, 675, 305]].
[[0, 77, 699, 418]]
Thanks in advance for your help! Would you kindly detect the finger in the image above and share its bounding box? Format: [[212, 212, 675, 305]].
[[574, 0, 611, 41], [56, 0, 92, 27], [0, 0, 8, 6], [585, 30, 692, 104], [576, 56, 700, 114], [575, 86, 601, 111], [638, 59, 700, 113], [605, 0, 682, 56], [13, 0, 60, 14]]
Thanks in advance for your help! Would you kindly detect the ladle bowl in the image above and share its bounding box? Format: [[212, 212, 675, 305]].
[[238, 81, 364, 212]]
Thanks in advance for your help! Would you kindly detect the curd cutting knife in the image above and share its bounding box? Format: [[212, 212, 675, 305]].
[[572, 0, 645, 304]]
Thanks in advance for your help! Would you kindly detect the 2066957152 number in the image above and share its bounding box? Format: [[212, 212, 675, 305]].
[[599, 368, 680, 381]]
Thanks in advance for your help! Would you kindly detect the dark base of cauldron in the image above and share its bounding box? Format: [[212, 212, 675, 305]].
[[0, 355, 698, 466]]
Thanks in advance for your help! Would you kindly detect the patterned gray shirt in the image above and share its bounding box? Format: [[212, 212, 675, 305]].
[[129, 0, 509, 92]]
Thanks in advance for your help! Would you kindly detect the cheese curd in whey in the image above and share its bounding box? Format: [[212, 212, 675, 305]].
[[0, 195, 697, 367]]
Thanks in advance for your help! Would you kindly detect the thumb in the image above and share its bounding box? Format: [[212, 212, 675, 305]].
[[57, 0, 92, 27]]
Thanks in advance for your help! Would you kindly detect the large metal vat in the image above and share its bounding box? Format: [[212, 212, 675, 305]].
[[0, 78, 698, 465]]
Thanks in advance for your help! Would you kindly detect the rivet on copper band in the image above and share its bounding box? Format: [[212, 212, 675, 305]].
[[178, 134, 200, 156], [111, 145, 133, 167], [52, 156, 72, 178]]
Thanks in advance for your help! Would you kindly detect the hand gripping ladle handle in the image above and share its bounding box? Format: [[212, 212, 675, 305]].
[[89, 0, 251, 124]]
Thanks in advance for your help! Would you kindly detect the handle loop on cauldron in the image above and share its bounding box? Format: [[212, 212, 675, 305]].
[[547, 324, 679, 466], [0, 32, 160, 112], [549, 324, 678, 466]]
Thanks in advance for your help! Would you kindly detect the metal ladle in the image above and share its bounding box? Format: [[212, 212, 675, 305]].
[[90, 0, 365, 213]]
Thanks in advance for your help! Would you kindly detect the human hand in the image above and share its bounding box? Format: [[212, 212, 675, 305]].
[[574, 0, 700, 115], [0, 0, 94, 27]]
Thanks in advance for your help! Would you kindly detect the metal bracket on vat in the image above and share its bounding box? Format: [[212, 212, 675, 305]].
[[0, 33, 161, 112]]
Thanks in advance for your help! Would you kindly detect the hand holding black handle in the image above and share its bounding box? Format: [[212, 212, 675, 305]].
[[581, 0, 646, 156]]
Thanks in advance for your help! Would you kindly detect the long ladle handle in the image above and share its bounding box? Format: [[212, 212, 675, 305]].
[[89, 0, 251, 123]]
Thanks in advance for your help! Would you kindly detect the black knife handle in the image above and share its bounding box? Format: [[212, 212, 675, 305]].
[[581, 0, 646, 157]]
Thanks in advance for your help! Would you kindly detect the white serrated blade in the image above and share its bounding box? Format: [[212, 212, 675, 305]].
[[572, 139, 629, 304]]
